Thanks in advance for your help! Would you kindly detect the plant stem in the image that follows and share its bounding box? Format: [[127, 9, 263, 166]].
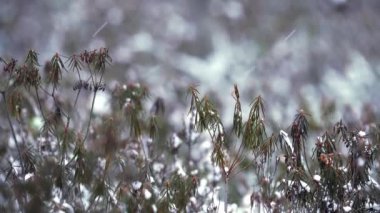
[[1, 92, 24, 174], [35, 86, 46, 120], [302, 140, 313, 177], [225, 176, 229, 213], [187, 125, 192, 168], [73, 89, 81, 109], [83, 91, 97, 142]]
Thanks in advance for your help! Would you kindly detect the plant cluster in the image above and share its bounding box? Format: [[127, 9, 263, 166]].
[[0, 50, 379, 212]]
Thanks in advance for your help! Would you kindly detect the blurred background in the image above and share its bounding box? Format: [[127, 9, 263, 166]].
[[1, 0, 380, 128]]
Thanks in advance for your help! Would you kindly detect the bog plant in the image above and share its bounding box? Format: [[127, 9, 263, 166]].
[[0, 49, 379, 212]]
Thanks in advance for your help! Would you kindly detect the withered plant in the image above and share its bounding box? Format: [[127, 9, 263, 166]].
[[0, 50, 379, 212]]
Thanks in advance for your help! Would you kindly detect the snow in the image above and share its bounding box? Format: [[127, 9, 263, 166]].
[[313, 175, 321, 182], [358, 131, 366, 137], [339, 166, 348, 172], [151, 205, 157, 212], [52, 188, 62, 204], [357, 131, 370, 145], [278, 155, 287, 164], [224, 1, 243, 20], [284, 180, 310, 192], [175, 159, 186, 176], [270, 201, 276, 208], [91, 92, 111, 115], [357, 158, 365, 167], [149, 175, 155, 184], [61, 202, 74, 213], [152, 162, 164, 173], [343, 182, 352, 191], [80, 184, 91, 209], [275, 191, 283, 199], [197, 178, 208, 196], [369, 176, 380, 189], [132, 181, 142, 190], [189, 196, 196, 205], [24, 173, 34, 181], [191, 169, 199, 175], [218, 123, 224, 134], [300, 180, 310, 192], [224, 167, 229, 175], [213, 202, 238, 213], [31, 116, 43, 131], [171, 133, 182, 149], [98, 158, 106, 170], [144, 189, 152, 199], [106, 7, 123, 26], [131, 32, 153, 52], [280, 130, 294, 153]]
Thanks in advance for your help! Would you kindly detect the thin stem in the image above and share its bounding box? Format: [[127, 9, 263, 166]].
[[138, 136, 153, 175], [83, 90, 97, 142], [224, 177, 229, 213], [87, 64, 96, 86], [34, 86, 46, 120], [1, 92, 25, 174], [73, 89, 81, 109], [86, 195, 99, 212], [76, 69, 81, 80], [38, 85, 51, 96], [188, 137, 192, 165], [229, 142, 244, 174], [99, 69, 105, 83], [61, 112, 72, 182], [302, 140, 313, 177], [269, 160, 280, 196], [52, 84, 56, 97], [229, 156, 246, 177], [187, 119, 193, 168]]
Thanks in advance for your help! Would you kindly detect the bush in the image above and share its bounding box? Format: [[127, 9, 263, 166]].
[[0, 49, 379, 212]]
